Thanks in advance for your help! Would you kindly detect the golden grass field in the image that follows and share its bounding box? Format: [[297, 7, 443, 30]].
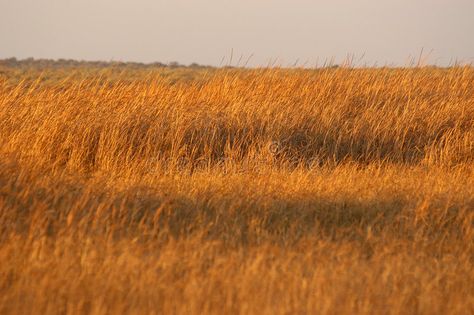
[[0, 65, 473, 314]]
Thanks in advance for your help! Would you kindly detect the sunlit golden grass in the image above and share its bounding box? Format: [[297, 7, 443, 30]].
[[0, 66, 473, 314]]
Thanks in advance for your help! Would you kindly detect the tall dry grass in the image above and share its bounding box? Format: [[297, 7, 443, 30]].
[[0, 66, 473, 314]]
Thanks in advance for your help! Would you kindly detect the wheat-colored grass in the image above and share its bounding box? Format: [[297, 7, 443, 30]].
[[0, 66, 473, 314]]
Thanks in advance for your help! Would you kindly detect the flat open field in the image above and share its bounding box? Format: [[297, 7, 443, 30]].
[[0, 64, 473, 314]]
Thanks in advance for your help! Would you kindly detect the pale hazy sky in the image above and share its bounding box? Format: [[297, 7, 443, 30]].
[[1, 0, 473, 67]]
